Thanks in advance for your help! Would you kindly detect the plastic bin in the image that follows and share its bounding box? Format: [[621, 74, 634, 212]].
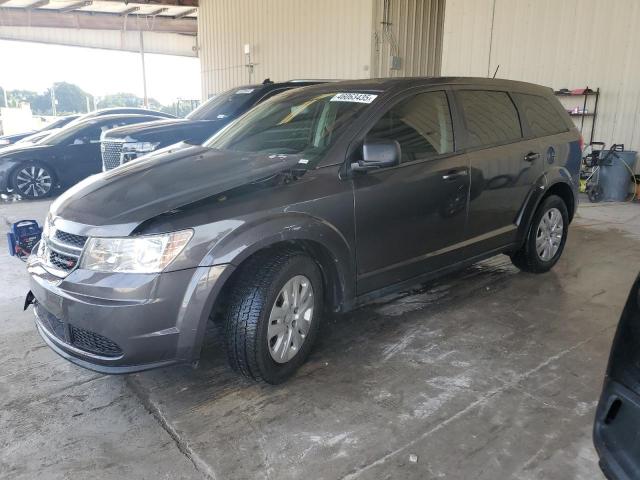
[[598, 150, 637, 201]]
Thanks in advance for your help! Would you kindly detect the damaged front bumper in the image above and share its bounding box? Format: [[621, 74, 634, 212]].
[[26, 256, 233, 374]]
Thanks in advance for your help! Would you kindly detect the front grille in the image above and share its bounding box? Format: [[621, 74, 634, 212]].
[[42, 229, 88, 275], [102, 140, 124, 170], [54, 230, 87, 249], [49, 250, 78, 271], [35, 303, 66, 341], [35, 303, 124, 358], [69, 324, 123, 357]]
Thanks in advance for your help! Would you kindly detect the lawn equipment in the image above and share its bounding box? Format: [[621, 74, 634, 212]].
[[583, 143, 625, 203]]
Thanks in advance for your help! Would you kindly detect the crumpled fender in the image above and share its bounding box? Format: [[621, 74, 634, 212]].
[[201, 211, 356, 310]]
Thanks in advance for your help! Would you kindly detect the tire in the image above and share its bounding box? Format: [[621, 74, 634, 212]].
[[223, 249, 323, 384], [510, 194, 569, 273], [10, 162, 55, 199], [587, 184, 604, 203]]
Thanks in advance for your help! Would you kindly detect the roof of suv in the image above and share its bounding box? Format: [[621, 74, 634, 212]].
[[288, 77, 553, 96]]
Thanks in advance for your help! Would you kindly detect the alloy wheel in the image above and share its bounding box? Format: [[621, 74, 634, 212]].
[[536, 207, 564, 261], [267, 274, 314, 363], [15, 166, 52, 198]]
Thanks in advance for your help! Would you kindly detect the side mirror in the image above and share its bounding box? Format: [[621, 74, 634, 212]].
[[351, 139, 400, 172]]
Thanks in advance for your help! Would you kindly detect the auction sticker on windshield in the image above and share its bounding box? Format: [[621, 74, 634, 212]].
[[330, 93, 378, 104]]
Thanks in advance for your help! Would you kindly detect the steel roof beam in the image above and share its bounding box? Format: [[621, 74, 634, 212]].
[[0, 7, 197, 34], [59, 0, 92, 13], [120, 5, 140, 15], [173, 7, 195, 18]]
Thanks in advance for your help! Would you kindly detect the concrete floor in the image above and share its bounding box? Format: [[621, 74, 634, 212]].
[[2, 197, 640, 480]]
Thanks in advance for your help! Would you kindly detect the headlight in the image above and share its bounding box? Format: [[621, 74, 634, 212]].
[[79, 230, 193, 273], [122, 141, 159, 153]]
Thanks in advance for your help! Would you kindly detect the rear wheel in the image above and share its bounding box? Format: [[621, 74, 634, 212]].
[[223, 249, 323, 384], [11, 162, 54, 199], [510, 194, 569, 273]]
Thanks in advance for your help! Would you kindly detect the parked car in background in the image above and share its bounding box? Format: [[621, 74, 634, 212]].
[[101, 79, 327, 170], [17, 129, 61, 145], [0, 114, 80, 148], [594, 273, 640, 480], [27, 77, 580, 383], [68, 107, 175, 126], [0, 113, 166, 198]]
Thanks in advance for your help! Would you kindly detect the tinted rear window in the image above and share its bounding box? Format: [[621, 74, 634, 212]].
[[513, 93, 569, 137], [458, 90, 522, 148]]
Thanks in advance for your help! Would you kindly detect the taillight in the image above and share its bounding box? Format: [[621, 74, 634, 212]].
[[579, 135, 584, 152]]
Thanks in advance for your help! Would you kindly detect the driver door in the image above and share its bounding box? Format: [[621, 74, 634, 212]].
[[60, 123, 105, 186], [352, 90, 470, 294]]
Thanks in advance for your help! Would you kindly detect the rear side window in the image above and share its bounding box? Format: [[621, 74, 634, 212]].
[[457, 90, 522, 148], [513, 93, 569, 137], [367, 91, 454, 163]]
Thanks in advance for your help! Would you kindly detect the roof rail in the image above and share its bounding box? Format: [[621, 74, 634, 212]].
[[286, 79, 342, 83]]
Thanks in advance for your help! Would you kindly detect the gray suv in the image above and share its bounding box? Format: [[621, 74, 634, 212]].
[[26, 78, 581, 384]]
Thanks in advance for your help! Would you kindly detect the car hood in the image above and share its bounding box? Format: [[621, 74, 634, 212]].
[[0, 143, 53, 159], [0, 131, 35, 144], [103, 118, 221, 140], [50, 144, 305, 236]]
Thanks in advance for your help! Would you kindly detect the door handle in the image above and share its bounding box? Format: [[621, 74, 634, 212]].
[[442, 169, 468, 181], [524, 152, 540, 162]]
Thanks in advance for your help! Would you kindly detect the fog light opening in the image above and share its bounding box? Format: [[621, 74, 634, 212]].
[[604, 398, 622, 425]]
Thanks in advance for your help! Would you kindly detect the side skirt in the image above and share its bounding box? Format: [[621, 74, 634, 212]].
[[342, 243, 517, 312]]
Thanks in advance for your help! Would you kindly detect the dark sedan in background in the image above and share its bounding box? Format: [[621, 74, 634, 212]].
[[101, 79, 325, 170], [0, 113, 166, 198], [0, 114, 79, 148], [0, 107, 174, 150]]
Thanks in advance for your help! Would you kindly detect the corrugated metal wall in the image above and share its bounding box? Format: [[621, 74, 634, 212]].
[[441, 0, 640, 152], [197, 0, 445, 97], [371, 0, 444, 77], [198, 0, 375, 97]]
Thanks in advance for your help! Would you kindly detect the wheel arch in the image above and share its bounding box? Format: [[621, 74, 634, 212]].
[[206, 213, 356, 314], [515, 178, 577, 248]]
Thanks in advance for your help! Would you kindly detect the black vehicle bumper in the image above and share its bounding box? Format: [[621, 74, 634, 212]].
[[594, 379, 640, 480], [27, 259, 233, 374]]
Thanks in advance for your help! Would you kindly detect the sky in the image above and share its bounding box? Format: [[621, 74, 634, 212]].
[[0, 39, 201, 105]]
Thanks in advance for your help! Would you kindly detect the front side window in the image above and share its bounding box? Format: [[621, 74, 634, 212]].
[[366, 91, 454, 162], [187, 86, 261, 121], [458, 90, 522, 148], [206, 90, 375, 163], [513, 93, 569, 137]]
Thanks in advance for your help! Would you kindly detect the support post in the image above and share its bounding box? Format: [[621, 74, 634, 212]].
[[139, 30, 149, 108]]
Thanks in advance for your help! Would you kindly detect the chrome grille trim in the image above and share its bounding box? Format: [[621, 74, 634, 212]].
[[39, 228, 88, 277], [101, 139, 126, 170]]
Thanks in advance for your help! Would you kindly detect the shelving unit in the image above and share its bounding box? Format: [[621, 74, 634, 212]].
[[554, 87, 599, 144]]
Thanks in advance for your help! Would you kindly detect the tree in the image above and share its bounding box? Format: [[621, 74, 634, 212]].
[[98, 92, 164, 111], [6, 89, 39, 109], [48, 82, 93, 115]]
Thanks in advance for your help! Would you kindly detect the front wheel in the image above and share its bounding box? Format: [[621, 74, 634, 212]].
[[223, 249, 323, 384], [11, 162, 55, 199], [510, 194, 569, 273]]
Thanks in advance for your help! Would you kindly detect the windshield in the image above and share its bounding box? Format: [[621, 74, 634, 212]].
[[205, 90, 377, 162], [41, 116, 75, 131], [186, 87, 259, 121]]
